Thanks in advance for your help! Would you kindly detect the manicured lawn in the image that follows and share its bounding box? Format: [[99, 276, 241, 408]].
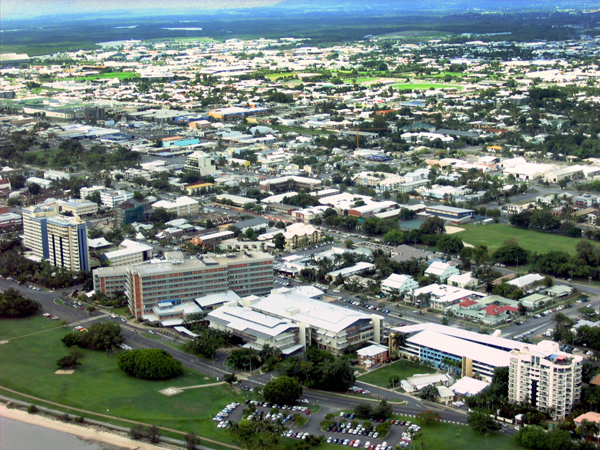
[[344, 77, 382, 84], [414, 420, 521, 450], [142, 331, 162, 340], [0, 316, 61, 339], [110, 306, 130, 317], [265, 72, 298, 80], [27, 148, 62, 159], [357, 360, 437, 389], [73, 72, 139, 81], [0, 316, 256, 446], [391, 82, 463, 90], [458, 224, 597, 255]]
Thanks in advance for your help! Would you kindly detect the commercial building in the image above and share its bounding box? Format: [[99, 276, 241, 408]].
[[390, 323, 526, 381], [184, 151, 216, 176], [102, 239, 153, 267], [425, 205, 474, 222], [115, 199, 153, 225], [207, 306, 301, 354], [57, 199, 98, 217], [190, 230, 235, 247], [348, 201, 399, 218], [151, 196, 199, 217], [0, 212, 21, 228], [23, 204, 90, 272], [100, 189, 134, 209], [80, 186, 106, 200], [509, 341, 583, 420], [259, 176, 322, 193], [118, 252, 272, 318], [242, 291, 382, 356], [216, 194, 258, 208], [327, 262, 376, 281], [92, 266, 128, 298]]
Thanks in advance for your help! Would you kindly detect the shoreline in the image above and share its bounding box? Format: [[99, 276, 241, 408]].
[[0, 403, 176, 450]]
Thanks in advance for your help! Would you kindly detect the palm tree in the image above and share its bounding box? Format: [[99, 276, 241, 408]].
[[579, 419, 600, 442], [389, 332, 406, 354]]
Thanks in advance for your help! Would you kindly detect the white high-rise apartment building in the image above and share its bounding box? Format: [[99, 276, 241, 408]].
[[509, 341, 582, 420], [22, 204, 59, 261], [22, 204, 90, 272]]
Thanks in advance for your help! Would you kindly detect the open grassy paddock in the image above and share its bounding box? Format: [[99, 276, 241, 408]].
[[457, 224, 597, 255], [357, 359, 437, 389], [0, 315, 256, 447], [73, 72, 140, 81], [391, 82, 463, 90]]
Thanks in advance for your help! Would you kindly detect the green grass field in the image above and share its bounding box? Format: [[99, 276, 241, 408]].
[[391, 82, 463, 90], [344, 77, 382, 84], [265, 72, 299, 81], [413, 420, 521, 450], [0, 315, 255, 447], [457, 224, 597, 255], [357, 360, 437, 389], [73, 72, 140, 81]]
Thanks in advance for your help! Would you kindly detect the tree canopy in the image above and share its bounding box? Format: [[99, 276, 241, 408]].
[[117, 349, 183, 380], [263, 376, 303, 405], [61, 322, 124, 351], [0, 288, 41, 318]]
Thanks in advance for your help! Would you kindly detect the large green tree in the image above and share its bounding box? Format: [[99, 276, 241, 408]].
[[263, 376, 303, 405], [0, 288, 41, 318], [467, 410, 501, 433], [118, 349, 183, 380]]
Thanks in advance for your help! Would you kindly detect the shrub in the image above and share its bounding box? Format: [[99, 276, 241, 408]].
[[27, 404, 38, 414], [129, 425, 145, 440]]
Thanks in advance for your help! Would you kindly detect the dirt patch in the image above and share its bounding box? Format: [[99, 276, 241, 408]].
[[444, 226, 465, 235]]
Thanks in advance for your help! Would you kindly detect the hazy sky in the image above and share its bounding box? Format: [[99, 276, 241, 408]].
[[1, 0, 283, 20]]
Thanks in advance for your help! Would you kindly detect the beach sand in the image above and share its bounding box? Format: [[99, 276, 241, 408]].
[[0, 403, 173, 450]]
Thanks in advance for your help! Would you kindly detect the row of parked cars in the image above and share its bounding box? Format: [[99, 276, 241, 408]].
[[348, 387, 371, 395], [245, 400, 311, 414], [326, 422, 380, 438], [42, 313, 60, 320], [285, 431, 310, 439], [213, 402, 240, 428]]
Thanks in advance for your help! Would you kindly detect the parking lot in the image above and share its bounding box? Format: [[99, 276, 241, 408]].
[[211, 398, 422, 449]]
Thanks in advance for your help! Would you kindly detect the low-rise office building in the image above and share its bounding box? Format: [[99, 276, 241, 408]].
[[101, 239, 153, 267], [57, 199, 98, 217], [152, 196, 199, 217], [207, 306, 301, 354], [390, 323, 525, 382], [242, 291, 382, 356], [425, 205, 474, 223], [100, 189, 134, 209], [93, 266, 128, 298], [259, 176, 322, 193]]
